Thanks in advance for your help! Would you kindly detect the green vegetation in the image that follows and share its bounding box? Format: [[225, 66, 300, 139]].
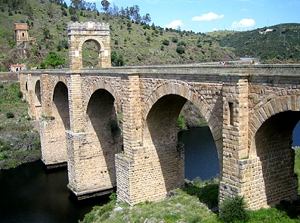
[[0, 82, 40, 169], [295, 147, 300, 194], [0, 0, 234, 71], [81, 148, 300, 222], [81, 181, 219, 223], [177, 114, 187, 130], [208, 24, 300, 63], [40, 52, 65, 69], [218, 195, 250, 223]]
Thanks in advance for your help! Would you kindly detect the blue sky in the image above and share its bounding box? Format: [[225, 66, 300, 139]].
[[67, 0, 300, 33]]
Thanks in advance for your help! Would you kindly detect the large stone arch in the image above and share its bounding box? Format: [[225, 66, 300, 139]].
[[83, 80, 121, 112], [52, 81, 70, 130], [249, 93, 300, 156], [34, 79, 42, 120], [246, 94, 300, 208], [68, 22, 111, 71], [40, 80, 70, 166], [135, 81, 223, 203], [72, 86, 122, 195], [142, 81, 223, 156], [35, 79, 41, 104]]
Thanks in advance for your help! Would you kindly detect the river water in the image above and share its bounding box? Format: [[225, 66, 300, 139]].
[[0, 125, 299, 222]]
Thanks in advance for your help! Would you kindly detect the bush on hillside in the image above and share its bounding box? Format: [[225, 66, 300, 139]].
[[218, 195, 250, 223], [176, 45, 185, 54]]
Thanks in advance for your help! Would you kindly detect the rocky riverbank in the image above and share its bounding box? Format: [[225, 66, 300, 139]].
[[0, 82, 41, 170]]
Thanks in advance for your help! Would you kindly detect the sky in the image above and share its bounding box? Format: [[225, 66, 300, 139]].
[[66, 0, 300, 33]]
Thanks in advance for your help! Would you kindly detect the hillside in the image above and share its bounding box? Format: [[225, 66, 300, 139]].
[[208, 23, 300, 63], [0, 0, 235, 71], [0, 81, 40, 169]]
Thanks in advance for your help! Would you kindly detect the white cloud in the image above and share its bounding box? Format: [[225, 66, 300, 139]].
[[231, 18, 255, 29], [192, 12, 224, 22], [165, 20, 183, 29]]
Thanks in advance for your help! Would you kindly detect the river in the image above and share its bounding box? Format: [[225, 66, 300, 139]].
[[0, 124, 299, 222]]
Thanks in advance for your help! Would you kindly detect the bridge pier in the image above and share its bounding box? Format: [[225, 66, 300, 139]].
[[219, 75, 253, 205], [116, 74, 185, 205], [66, 131, 116, 198], [40, 118, 68, 167], [66, 74, 121, 199]]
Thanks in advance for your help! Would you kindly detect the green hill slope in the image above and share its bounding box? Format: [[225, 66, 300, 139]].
[[0, 0, 235, 71], [208, 23, 300, 63]]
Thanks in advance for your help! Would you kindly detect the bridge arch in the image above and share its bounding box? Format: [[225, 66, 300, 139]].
[[33, 79, 42, 119], [248, 94, 300, 207], [140, 82, 222, 201], [143, 82, 222, 155], [83, 80, 121, 112], [40, 81, 70, 166], [35, 80, 41, 105], [52, 81, 70, 130], [77, 88, 122, 193]]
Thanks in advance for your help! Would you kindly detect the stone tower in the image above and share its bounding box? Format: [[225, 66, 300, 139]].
[[14, 23, 29, 46], [68, 21, 111, 72]]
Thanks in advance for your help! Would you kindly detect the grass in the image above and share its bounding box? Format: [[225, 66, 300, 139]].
[[81, 187, 218, 223], [294, 147, 300, 194], [81, 148, 300, 223]]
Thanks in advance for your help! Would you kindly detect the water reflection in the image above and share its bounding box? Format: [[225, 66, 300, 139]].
[[0, 161, 109, 223]]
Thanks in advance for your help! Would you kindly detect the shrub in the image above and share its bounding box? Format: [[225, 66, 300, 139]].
[[162, 39, 170, 46], [172, 36, 178, 43], [178, 41, 186, 47], [6, 112, 14, 119], [0, 140, 11, 152], [219, 195, 250, 223], [176, 45, 185, 54], [33, 139, 41, 150], [177, 114, 187, 129], [17, 91, 23, 98]]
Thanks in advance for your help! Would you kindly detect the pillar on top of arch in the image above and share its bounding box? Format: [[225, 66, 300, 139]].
[[67, 21, 111, 72]]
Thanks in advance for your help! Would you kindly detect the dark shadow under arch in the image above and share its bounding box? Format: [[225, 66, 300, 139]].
[[35, 80, 41, 105], [53, 82, 70, 130], [255, 111, 300, 206], [144, 94, 220, 197], [86, 89, 122, 188]]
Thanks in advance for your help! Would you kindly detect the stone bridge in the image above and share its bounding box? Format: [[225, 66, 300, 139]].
[[20, 64, 300, 210], [18, 22, 300, 210]]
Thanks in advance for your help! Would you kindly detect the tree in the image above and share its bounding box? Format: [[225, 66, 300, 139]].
[[142, 13, 151, 24], [42, 52, 65, 69], [101, 0, 110, 13], [111, 51, 124, 66]]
